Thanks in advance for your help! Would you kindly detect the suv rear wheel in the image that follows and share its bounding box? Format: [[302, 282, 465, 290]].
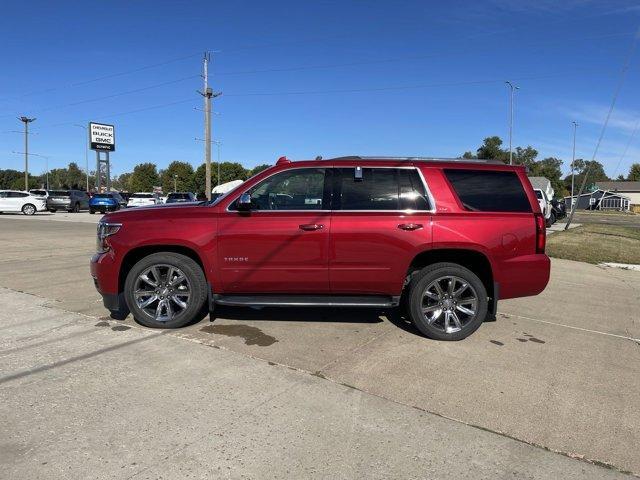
[[124, 252, 207, 329], [407, 262, 488, 341]]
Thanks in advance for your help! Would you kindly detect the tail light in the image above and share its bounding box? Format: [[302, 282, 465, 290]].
[[534, 213, 546, 254]]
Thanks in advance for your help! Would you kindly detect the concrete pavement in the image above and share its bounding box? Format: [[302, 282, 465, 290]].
[[1, 214, 639, 476], [0, 288, 630, 479]]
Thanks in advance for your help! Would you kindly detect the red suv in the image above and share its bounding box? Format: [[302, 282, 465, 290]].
[[90, 156, 550, 340]]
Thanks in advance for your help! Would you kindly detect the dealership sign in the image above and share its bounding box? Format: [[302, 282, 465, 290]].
[[89, 122, 115, 151]]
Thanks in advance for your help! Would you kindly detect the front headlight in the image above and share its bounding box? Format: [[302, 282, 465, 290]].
[[97, 222, 122, 253]]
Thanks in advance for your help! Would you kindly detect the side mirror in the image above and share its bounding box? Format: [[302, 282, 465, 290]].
[[237, 192, 252, 211]]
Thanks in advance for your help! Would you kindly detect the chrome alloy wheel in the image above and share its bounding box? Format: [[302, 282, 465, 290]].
[[134, 264, 191, 322], [421, 275, 478, 334], [22, 204, 36, 215]]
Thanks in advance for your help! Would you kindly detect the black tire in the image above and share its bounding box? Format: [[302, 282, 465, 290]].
[[22, 203, 36, 216], [124, 252, 207, 329], [89, 209, 95, 214], [406, 262, 488, 341], [546, 212, 556, 228], [72, 202, 80, 213], [49, 209, 56, 213]]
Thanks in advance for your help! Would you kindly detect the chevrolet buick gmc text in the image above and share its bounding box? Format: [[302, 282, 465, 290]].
[[90, 156, 550, 340]]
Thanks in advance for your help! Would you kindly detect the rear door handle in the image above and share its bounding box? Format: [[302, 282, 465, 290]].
[[299, 224, 324, 231], [398, 223, 423, 231]]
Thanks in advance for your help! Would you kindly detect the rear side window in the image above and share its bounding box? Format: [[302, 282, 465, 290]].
[[335, 168, 430, 211], [444, 169, 531, 212]]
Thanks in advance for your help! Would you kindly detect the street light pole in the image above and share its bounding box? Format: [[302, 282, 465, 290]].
[[18, 116, 36, 190], [173, 174, 178, 192], [213, 140, 222, 187], [505, 82, 519, 165], [571, 121, 579, 200]]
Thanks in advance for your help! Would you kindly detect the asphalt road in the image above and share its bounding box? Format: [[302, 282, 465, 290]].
[[1, 212, 639, 478]]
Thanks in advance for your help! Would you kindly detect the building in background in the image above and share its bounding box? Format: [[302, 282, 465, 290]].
[[595, 181, 640, 212]]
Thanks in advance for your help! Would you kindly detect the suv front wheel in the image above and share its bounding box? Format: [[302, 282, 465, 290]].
[[124, 252, 207, 329], [407, 262, 488, 341]]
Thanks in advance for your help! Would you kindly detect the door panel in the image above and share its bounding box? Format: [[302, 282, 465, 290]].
[[217, 211, 331, 293], [330, 211, 431, 295], [217, 167, 331, 294], [329, 167, 433, 295]]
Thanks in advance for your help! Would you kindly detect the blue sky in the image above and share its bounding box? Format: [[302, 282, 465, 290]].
[[1, 0, 639, 178]]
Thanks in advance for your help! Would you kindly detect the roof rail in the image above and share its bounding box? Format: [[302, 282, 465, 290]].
[[328, 156, 505, 165]]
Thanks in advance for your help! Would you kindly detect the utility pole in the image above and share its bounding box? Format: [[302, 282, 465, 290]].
[[18, 116, 36, 190], [570, 121, 578, 201], [198, 52, 221, 201], [505, 82, 519, 165]]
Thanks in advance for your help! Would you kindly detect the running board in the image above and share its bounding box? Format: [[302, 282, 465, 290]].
[[213, 294, 400, 308]]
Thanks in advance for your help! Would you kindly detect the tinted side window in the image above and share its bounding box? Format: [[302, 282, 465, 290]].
[[8, 192, 28, 198], [335, 168, 430, 211], [233, 168, 327, 211], [444, 169, 532, 212]]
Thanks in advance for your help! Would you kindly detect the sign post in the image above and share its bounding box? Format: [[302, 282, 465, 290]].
[[89, 122, 115, 192]]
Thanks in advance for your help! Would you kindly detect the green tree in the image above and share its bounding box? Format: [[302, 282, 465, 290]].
[[160, 161, 195, 193], [193, 162, 249, 196], [461, 151, 477, 159], [249, 164, 272, 176], [66, 162, 85, 189], [0, 169, 24, 189], [512, 146, 538, 168], [627, 163, 640, 181], [112, 173, 132, 191], [530, 157, 565, 197], [564, 159, 608, 193], [476, 136, 509, 162], [128, 163, 160, 192]]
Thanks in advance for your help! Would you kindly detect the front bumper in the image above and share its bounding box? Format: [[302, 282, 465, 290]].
[[90, 252, 124, 312]]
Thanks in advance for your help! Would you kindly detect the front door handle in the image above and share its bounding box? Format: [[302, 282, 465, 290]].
[[299, 224, 324, 231], [398, 223, 423, 231]]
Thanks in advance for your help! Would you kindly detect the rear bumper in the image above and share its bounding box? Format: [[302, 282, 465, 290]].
[[47, 200, 71, 209], [497, 254, 551, 300], [90, 204, 118, 211]]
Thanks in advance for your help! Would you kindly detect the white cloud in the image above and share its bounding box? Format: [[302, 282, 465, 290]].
[[557, 102, 640, 134]]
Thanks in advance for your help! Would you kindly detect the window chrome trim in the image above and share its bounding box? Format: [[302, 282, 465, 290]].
[[224, 165, 436, 214]]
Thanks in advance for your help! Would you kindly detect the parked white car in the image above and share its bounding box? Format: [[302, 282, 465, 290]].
[[127, 192, 162, 207], [211, 180, 244, 201], [534, 188, 554, 227], [29, 189, 49, 201], [0, 190, 47, 215]]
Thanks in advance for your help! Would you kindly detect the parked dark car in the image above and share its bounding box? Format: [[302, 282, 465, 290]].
[[165, 192, 197, 204], [91, 155, 550, 341], [47, 190, 90, 213], [89, 192, 126, 214]]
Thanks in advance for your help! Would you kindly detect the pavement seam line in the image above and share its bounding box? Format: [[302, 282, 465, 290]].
[[506, 313, 640, 343]]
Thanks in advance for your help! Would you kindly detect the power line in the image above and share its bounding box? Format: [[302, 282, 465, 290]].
[[565, 26, 640, 228], [0, 75, 200, 119], [9, 53, 201, 101]]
